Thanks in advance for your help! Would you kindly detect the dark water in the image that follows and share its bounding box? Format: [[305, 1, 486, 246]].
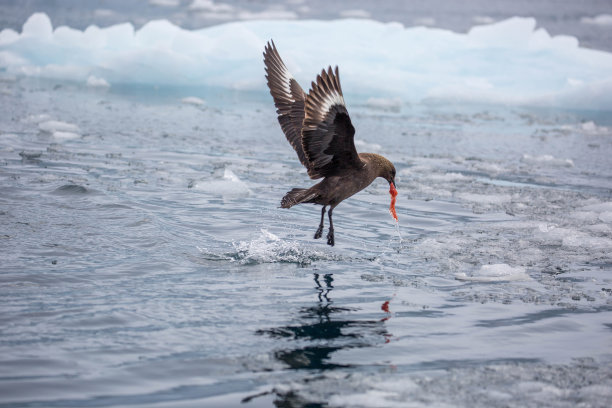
[[1, 74, 611, 406]]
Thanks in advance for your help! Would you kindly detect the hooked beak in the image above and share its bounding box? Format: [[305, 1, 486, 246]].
[[390, 179, 396, 189]]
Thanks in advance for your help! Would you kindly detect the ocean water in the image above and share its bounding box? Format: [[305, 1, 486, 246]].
[[2, 3, 612, 408]]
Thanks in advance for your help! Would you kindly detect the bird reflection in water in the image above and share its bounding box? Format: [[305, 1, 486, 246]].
[[256, 273, 392, 370], [245, 273, 394, 406]]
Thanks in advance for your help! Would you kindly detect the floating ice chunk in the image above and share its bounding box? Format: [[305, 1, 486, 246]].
[[86, 75, 110, 88], [181, 96, 205, 106], [580, 121, 609, 135], [536, 223, 612, 249], [339, 10, 371, 19], [192, 167, 251, 196], [578, 202, 612, 224], [52, 131, 80, 141], [39, 120, 80, 133], [455, 264, 530, 282], [221, 168, 241, 183], [581, 14, 612, 26], [521, 154, 574, 167]]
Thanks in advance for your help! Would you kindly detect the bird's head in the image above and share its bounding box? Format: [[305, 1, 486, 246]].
[[377, 156, 396, 188]]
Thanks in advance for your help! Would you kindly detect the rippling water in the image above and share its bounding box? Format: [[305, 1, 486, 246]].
[[1, 76, 612, 407]]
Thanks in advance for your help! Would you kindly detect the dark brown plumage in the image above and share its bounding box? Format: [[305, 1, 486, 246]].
[[264, 40, 396, 246]]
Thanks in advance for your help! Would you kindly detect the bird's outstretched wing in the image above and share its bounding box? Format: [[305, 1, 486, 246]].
[[263, 40, 309, 169], [302, 66, 363, 179]]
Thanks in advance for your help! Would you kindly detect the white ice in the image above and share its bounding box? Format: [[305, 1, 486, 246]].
[[191, 167, 251, 197], [2, 13, 612, 110], [86, 75, 110, 88], [181, 96, 205, 106], [38, 120, 80, 134]]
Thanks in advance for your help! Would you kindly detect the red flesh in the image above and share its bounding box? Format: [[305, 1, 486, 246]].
[[389, 183, 398, 221]]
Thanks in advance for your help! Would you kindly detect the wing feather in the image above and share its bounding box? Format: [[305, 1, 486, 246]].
[[301, 66, 362, 179], [263, 40, 309, 169]]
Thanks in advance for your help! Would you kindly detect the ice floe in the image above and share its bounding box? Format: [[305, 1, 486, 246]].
[[181, 96, 206, 106], [38, 120, 80, 134], [86, 75, 110, 88], [191, 167, 251, 197]]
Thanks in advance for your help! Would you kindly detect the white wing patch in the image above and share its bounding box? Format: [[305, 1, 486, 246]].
[[319, 90, 345, 117], [279, 68, 295, 103]]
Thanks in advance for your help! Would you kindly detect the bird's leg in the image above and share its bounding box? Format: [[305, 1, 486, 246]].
[[314, 206, 326, 239], [327, 207, 335, 246]]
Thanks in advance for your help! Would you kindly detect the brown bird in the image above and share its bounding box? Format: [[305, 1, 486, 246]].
[[263, 40, 397, 246]]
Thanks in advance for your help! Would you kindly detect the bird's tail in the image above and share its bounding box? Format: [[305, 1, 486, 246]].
[[280, 188, 317, 208]]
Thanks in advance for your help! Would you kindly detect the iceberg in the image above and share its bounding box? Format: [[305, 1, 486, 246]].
[[1, 13, 612, 110]]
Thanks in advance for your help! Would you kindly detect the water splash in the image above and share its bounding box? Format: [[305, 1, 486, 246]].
[[199, 229, 343, 265], [394, 220, 403, 247], [232, 230, 345, 265]]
